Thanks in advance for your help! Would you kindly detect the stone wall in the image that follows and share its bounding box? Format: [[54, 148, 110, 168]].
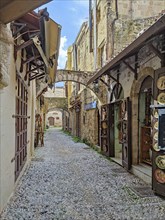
[[79, 89, 99, 145]]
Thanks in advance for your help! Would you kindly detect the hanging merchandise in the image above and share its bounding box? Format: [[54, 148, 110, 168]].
[[155, 155, 165, 170], [157, 76, 165, 90], [151, 67, 165, 197], [157, 93, 165, 105]]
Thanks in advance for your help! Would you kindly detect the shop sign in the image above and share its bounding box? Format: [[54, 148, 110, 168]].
[[84, 101, 97, 110]]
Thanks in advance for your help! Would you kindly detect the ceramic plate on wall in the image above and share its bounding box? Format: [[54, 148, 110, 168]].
[[157, 93, 165, 105], [155, 155, 165, 170], [153, 110, 159, 118], [157, 76, 165, 90], [154, 121, 158, 130], [153, 143, 160, 152], [102, 121, 107, 129], [154, 169, 165, 184], [153, 132, 158, 141]]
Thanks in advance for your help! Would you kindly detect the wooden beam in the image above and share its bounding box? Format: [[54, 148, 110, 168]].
[[26, 64, 44, 74], [16, 39, 33, 51], [135, 54, 138, 80], [99, 78, 110, 88], [148, 43, 164, 61], [123, 60, 137, 76], [23, 55, 40, 65], [105, 71, 118, 82], [29, 72, 45, 81]]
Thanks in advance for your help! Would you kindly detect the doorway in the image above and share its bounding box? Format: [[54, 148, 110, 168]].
[[139, 76, 153, 165], [48, 117, 55, 126]]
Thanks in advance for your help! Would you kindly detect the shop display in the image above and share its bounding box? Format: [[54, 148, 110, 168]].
[[157, 76, 165, 90], [153, 109, 159, 118], [157, 93, 165, 105], [153, 121, 158, 130], [153, 142, 160, 152], [155, 155, 165, 170], [153, 132, 158, 141], [152, 68, 165, 197], [154, 169, 165, 184], [101, 121, 107, 129]]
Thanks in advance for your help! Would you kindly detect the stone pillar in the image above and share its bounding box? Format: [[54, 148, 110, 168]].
[[0, 23, 13, 89]]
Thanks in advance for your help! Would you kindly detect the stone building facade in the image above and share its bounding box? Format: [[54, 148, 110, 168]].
[[65, 0, 165, 196]]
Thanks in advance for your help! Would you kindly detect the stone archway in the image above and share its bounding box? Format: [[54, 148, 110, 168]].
[[130, 67, 154, 165], [56, 69, 105, 104]]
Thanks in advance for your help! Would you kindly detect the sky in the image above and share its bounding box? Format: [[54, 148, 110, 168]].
[[37, 0, 89, 87]]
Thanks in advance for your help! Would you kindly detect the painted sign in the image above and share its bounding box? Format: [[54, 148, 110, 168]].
[[84, 101, 97, 110]]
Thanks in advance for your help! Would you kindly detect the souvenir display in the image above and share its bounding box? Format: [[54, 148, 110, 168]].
[[153, 109, 159, 118], [154, 169, 165, 184], [153, 121, 158, 130], [155, 155, 165, 170], [153, 132, 158, 141], [157, 93, 165, 105], [153, 142, 160, 152], [102, 129, 107, 135], [102, 121, 107, 129], [103, 144, 108, 152], [157, 76, 165, 90], [102, 107, 107, 120]]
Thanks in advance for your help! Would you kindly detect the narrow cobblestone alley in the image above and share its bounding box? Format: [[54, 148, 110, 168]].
[[1, 128, 165, 220]]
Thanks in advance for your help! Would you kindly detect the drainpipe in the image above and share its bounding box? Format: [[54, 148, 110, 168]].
[[112, 0, 118, 57], [89, 0, 93, 52], [93, 0, 97, 71], [73, 43, 77, 71]]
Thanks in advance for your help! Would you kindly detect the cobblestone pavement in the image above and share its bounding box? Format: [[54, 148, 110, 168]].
[[1, 128, 165, 220]]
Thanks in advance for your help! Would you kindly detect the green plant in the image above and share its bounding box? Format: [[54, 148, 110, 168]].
[[62, 129, 71, 136]]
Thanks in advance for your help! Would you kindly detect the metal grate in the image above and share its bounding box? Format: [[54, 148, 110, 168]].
[[130, 186, 155, 198], [111, 168, 127, 173]]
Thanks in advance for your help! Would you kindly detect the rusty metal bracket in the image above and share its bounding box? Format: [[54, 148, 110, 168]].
[[105, 71, 118, 82], [16, 39, 33, 51], [123, 60, 137, 78], [99, 78, 110, 88], [148, 43, 164, 62]]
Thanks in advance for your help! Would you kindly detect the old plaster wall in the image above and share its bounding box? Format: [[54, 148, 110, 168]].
[[0, 25, 35, 212], [0, 43, 16, 212]]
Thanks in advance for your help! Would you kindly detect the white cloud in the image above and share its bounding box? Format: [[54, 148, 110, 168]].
[[58, 36, 67, 69], [69, 7, 77, 12]]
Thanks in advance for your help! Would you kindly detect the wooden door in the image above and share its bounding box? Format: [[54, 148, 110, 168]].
[[100, 104, 114, 157], [48, 117, 54, 126], [152, 67, 165, 197], [15, 75, 28, 181], [121, 98, 132, 170]]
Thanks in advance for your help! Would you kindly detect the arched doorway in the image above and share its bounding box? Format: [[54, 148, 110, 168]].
[[139, 76, 153, 165], [48, 117, 55, 126]]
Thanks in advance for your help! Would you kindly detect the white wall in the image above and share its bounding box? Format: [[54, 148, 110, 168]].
[[0, 34, 36, 213]]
